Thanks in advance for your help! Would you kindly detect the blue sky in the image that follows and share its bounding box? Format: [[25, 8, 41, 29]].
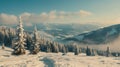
[[0, 0, 120, 26]]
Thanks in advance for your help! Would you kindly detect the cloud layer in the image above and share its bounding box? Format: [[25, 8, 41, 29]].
[[0, 13, 17, 24], [0, 10, 92, 25], [21, 10, 92, 23]]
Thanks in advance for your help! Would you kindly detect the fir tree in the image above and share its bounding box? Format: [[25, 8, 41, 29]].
[[51, 42, 59, 53], [58, 44, 63, 52], [8, 28, 15, 47], [46, 40, 51, 52], [12, 16, 26, 55], [91, 49, 96, 56], [0, 28, 5, 47], [86, 46, 92, 56], [62, 45, 67, 55], [2, 43, 5, 49], [74, 45, 79, 55], [106, 46, 110, 57], [26, 33, 32, 50], [30, 26, 40, 54]]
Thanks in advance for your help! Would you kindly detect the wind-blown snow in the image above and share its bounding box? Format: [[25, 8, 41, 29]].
[[0, 47, 120, 67]]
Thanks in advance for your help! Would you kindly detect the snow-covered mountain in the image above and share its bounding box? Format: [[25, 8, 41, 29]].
[[6, 23, 100, 42], [64, 24, 120, 44], [2, 23, 120, 45]]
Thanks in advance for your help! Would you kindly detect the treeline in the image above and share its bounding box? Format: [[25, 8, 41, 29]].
[[0, 27, 16, 47], [0, 27, 68, 54], [0, 27, 120, 57], [84, 46, 120, 57]]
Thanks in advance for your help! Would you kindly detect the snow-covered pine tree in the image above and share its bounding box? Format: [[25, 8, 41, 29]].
[[86, 46, 92, 56], [46, 40, 52, 53], [3, 27, 9, 46], [58, 43, 63, 52], [8, 28, 15, 47], [0, 28, 5, 44], [54, 42, 59, 53], [91, 49, 96, 56], [30, 26, 40, 54], [74, 45, 79, 55], [12, 16, 26, 55], [51, 42, 59, 53], [62, 45, 67, 55], [26, 32, 32, 50], [2, 43, 5, 49], [39, 37, 47, 52], [106, 46, 110, 57]]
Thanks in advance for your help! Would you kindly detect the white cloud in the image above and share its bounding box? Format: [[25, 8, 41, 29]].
[[21, 12, 31, 21], [0, 13, 17, 24], [48, 10, 57, 21], [40, 12, 48, 20], [0, 10, 92, 24], [79, 10, 92, 17], [21, 12, 31, 17]]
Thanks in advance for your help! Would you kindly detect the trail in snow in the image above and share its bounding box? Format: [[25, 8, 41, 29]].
[[41, 57, 54, 67]]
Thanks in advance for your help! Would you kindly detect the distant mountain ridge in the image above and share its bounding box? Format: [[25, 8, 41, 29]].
[[64, 24, 120, 44], [0, 23, 101, 43]]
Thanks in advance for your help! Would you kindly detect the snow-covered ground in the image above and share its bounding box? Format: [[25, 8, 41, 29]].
[[0, 47, 120, 67]]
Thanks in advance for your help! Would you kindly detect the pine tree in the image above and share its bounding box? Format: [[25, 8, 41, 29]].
[[55, 42, 59, 53], [106, 46, 110, 57], [8, 28, 15, 47], [0, 28, 5, 47], [74, 45, 79, 55], [30, 26, 40, 54], [91, 49, 96, 56], [12, 16, 26, 55], [39, 37, 46, 52], [0, 30, 4, 44], [3, 28, 8, 47], [62, 45, 67, 55], [51, 42, 59, 53], [86, 46, 92, 56], [58, 44, 63, 52], [2, 43, 5, 49], [46, 40, 51, 52], [26, 33, 32, 50]]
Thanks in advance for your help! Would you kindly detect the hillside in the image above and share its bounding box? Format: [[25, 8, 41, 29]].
[[64, 24, 120, 44]]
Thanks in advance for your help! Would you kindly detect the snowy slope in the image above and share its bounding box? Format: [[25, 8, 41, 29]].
[[0, 47, 120, 67], [64, 24, 120, 44], [0, 47, 44, 67]]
